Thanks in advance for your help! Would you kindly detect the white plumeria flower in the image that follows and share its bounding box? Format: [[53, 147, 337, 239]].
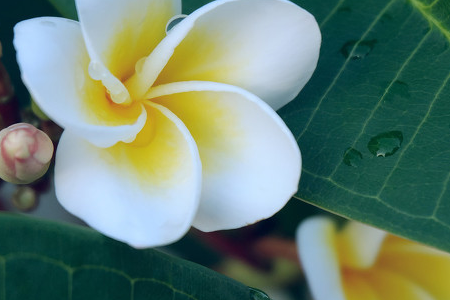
[[297, 217, 450, 300], [13, 0, 321, 248]]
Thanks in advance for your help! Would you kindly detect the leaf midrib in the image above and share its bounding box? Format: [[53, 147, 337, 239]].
[[409, 0, 450, 42]]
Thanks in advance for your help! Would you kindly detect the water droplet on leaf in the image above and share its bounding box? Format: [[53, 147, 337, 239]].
[[166, 15, 187, 33], [343, 147, 363, 167], [389, 80, 410, 100], [367, 131, 403, 157], [249, 287, 271, 300], [340, 39, 377, 60]]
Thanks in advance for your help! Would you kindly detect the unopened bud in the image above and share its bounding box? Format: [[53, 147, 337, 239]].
[[0, 123, 53, 184], [12, 186, 38, 211]]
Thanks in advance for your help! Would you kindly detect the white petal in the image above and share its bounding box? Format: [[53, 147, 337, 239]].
[[296, 217, 347, 300], [124, 0, 225, 99], [76, 0, 180, 82], [337, 221, 387, 269], [13, 17, 146, 148], [54, 104, 201, 248], [153, 0, 321, 110], [146, 81, 301, 231]]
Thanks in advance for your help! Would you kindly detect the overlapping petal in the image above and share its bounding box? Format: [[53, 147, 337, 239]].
[[77, 0, 180, 82], [13, 17, 146, 147], [146, 81, 301, 231], [55, 103, 201, 248], [349, 269, 434, 300], [376, 236, 450, 298], [297, 217, 450, 300], [152, 0, 321, 110], [337, 220, 387, 269], [296, 217, 347, 300]]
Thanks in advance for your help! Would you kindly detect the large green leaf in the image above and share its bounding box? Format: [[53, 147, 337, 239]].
[[0, 213, 257, 300], [280, 0, 450, 251]]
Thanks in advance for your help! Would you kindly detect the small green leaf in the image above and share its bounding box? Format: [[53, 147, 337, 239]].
[[281, 0, 450, 252], [0, 213, 252, 300]]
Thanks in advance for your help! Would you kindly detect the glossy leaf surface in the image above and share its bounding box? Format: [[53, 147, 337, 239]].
[[280, 0, 450, 251], [0, 213, 251, 300]]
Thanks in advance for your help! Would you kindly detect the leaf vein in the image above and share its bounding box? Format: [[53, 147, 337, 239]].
[[409, 0, 450, 42], [296, 0, 398, 142], [2, 252, 71, 272], [319, 0, 347, 28], [302, 168, 435, 218], [431, 170, 450, 217], [328, 27, 431, 180], [0, 253, 200, 300], [376, 70, 450, 199], [133, 278, 199, 300], [430, 217, 450, 231]]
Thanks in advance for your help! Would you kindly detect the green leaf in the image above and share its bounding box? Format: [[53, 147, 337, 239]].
[[0, 213, 252, 300], [1, 0, 62, 106], [46, 0, 77, 20], [280, 0, 450, 251]]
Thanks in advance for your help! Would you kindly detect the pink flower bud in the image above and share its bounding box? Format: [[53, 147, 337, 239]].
[[0, 123, 53, 184]]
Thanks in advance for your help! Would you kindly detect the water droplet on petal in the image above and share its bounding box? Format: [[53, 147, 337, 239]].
[[367, 131, 403, 157], [249, 287, 271, 300], [340, 39, 377, 60], [165, 15, 187, 33], [343, 147, 363, 167]]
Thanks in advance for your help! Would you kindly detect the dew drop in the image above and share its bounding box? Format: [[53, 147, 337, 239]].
[[165, 14, 187, 33], [340, 39, 377, 60], [343, 147, 363, 167], [367, 131, 403, 157], [249, 287, 271, 300], [389, 80, 410, 100]]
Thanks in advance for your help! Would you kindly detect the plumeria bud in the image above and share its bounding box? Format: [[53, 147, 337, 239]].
[[0, 123, 53, 184], [12, 186, 38, 211]]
